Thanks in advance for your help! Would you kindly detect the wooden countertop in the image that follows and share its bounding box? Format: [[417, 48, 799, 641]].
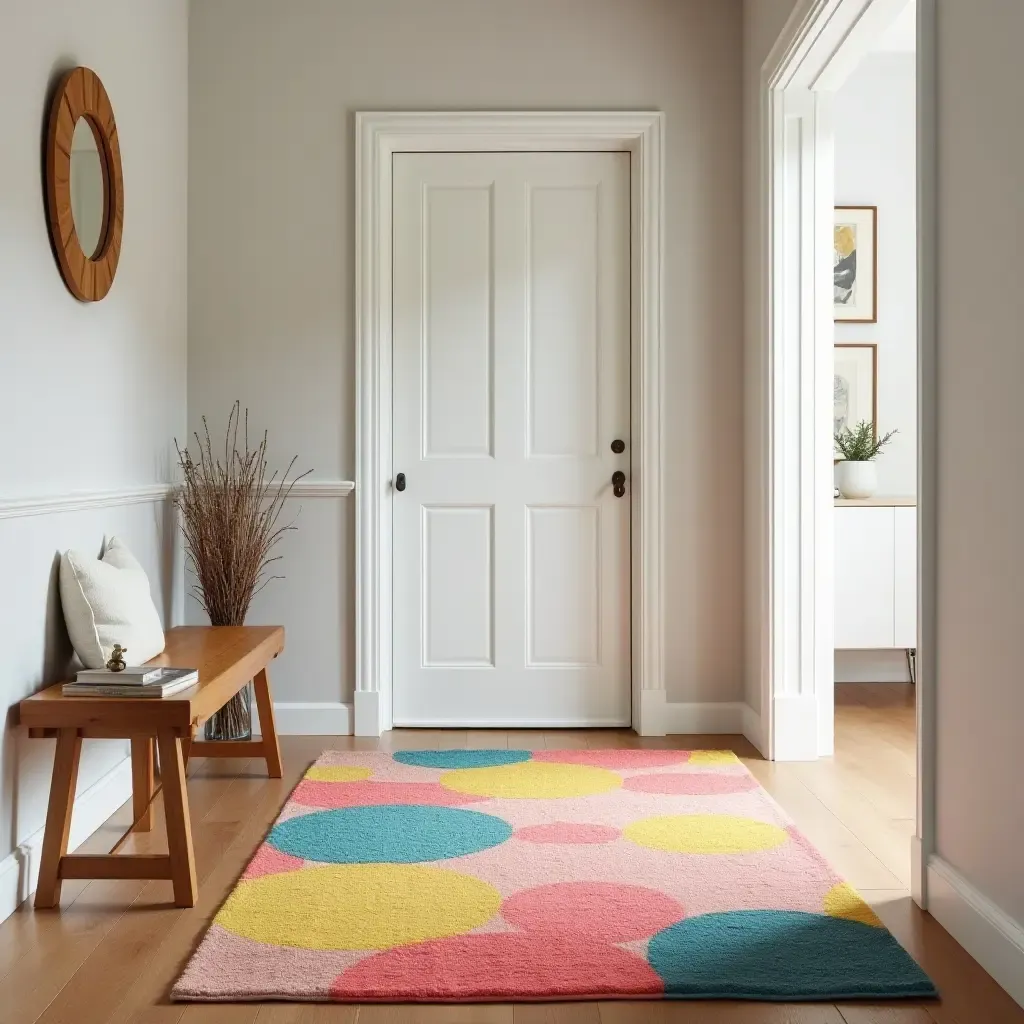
[[834, 496, 917, 507]]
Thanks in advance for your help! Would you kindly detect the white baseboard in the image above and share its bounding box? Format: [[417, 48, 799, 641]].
[[926, 855, 1024, 1009], [835, 648, 912, 683], [0, 757, 133, 924], [742, 703, 766, 755], [271, 702, 352, 736], [662, 701, 745, 735]]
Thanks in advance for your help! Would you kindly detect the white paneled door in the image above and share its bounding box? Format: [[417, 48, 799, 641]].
[[392, 152, 631, 726]]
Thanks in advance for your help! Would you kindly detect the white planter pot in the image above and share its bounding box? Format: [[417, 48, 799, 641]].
[[836, 460, 878, 499]]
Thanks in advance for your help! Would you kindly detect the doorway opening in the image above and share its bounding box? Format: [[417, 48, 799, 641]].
[[758, 0, 934, 909]]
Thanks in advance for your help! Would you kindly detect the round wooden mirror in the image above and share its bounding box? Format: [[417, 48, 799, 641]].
[[45, 67, 124, 301]]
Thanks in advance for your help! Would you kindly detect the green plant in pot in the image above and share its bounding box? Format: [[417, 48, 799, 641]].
[[175, 403, 309, 741], [834, 420, 897, 499]]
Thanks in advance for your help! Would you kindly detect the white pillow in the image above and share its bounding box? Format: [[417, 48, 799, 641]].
[[59, 536, 166, 669]]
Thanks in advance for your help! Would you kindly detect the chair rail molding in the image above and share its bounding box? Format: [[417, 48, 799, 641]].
[[280, 480, 354, 498], [355, 110, 665, 737], [0, 481, 354, 521], [0, 484, 176, 520]]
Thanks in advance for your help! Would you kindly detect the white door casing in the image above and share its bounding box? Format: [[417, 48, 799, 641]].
[[392, 153, 630, 726], [355, 111, 664, 737], [759, 0, 936, 907]]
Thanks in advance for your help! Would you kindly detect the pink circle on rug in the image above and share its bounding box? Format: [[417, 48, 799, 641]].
[[516, 822, 619, 844], [623, 772, 758, 796], [330, 932, 664, 1000], [502, 882, 684, 942], [534, 749, 689, 769], [243, 844, 304, 880], [291, 779, 487, 809]]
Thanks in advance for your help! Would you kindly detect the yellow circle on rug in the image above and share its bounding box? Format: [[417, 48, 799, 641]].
[[688, 750, 740, 765], [440, 761, 621, 799], [824, 882, 884, 928], [624, 814, 788, 854], [304, 765, 373, 783], [217, 864, 500, 950]]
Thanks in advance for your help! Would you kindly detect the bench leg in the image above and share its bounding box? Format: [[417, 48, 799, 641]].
[[253, 667, 283, 778], [35, 728, 82, 908], [130, 737, 155, 832], [156, 728, 197, 907]]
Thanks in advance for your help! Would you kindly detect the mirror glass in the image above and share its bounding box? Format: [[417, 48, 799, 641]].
[[70, 117, 105, 259]]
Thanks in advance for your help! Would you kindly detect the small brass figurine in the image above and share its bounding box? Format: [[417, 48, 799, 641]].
[[106, 644, 128, 672]]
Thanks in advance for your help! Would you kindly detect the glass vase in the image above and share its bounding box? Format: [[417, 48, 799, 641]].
[[204, 683, 253, 741]]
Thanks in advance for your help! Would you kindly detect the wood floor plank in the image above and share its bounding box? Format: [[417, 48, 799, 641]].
[[543, 730, 591, 750], [357, 1006, 514, 1023], [504, 731, 548, 750], [177, 1006, 259, 1023], [837, 1006, 938, 1023], [598, 1003, 846, 1022], [255, 1007, 359, 1023], [465, 731, 509, 749], [744, 762, 906, 890], [515, 1004, 601, 1023]]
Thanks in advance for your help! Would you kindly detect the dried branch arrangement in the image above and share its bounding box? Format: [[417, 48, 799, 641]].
[[175, 402, 310, 740]]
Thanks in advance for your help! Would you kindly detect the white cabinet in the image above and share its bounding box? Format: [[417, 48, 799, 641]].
[[834, 503, 917, 650], [893, 507, 917, 648]]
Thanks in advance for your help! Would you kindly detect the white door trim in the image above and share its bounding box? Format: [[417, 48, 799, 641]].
[[758, 0, 936, 895], [355, 111, 665, 737]]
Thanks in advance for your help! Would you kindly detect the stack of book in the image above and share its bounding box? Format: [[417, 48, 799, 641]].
[[62, 665, 199, 698]]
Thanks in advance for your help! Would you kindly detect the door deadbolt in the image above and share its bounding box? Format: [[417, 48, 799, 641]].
[[611, 439, 626, 454]]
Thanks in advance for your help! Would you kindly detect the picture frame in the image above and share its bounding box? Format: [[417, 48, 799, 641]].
[[833, 206, 877, 322], [834, 343, 877, 444]]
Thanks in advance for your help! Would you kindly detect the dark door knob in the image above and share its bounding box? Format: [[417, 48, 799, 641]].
[[612, 470, 626, 497], [611, 439, 626, 454], [395, 472, 406, 492]]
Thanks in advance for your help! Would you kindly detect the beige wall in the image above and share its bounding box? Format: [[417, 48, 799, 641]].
[[933, 0, 1024, 924], [0, 0, 187, 913], [742, 0, 798, 715], [188, 0, 746, 709]]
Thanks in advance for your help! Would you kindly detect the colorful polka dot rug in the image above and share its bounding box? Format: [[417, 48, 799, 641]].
[[173, 749, 937, 1003]]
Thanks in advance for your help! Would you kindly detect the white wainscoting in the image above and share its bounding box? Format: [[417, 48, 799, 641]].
[[0, 756, 133, 922], [1, 483, 179, 925]]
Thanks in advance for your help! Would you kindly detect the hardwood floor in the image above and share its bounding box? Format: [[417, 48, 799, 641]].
[[3, 683, 1021, 1024]]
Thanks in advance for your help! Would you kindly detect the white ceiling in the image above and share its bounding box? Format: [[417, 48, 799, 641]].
[[873, 0, 917, 53]]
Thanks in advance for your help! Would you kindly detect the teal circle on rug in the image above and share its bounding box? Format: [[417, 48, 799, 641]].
[[268, 805, 513, 864], [394, 749, 533, 769], [648, 910, 937, 1000]]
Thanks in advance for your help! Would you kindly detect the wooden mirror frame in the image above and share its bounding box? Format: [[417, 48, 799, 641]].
[[45, 67, 124, 301]]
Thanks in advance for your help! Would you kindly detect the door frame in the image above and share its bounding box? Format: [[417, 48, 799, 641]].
[[354, 110, 665, 737], [757, 0, 935, 902]]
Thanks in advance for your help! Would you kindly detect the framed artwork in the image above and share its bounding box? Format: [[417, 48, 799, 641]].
[[834, 344, 877, 442], [833, 206, 877, 322]]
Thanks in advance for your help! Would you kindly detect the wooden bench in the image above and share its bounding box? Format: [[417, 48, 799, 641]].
[[18, 625, 284, 909]]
